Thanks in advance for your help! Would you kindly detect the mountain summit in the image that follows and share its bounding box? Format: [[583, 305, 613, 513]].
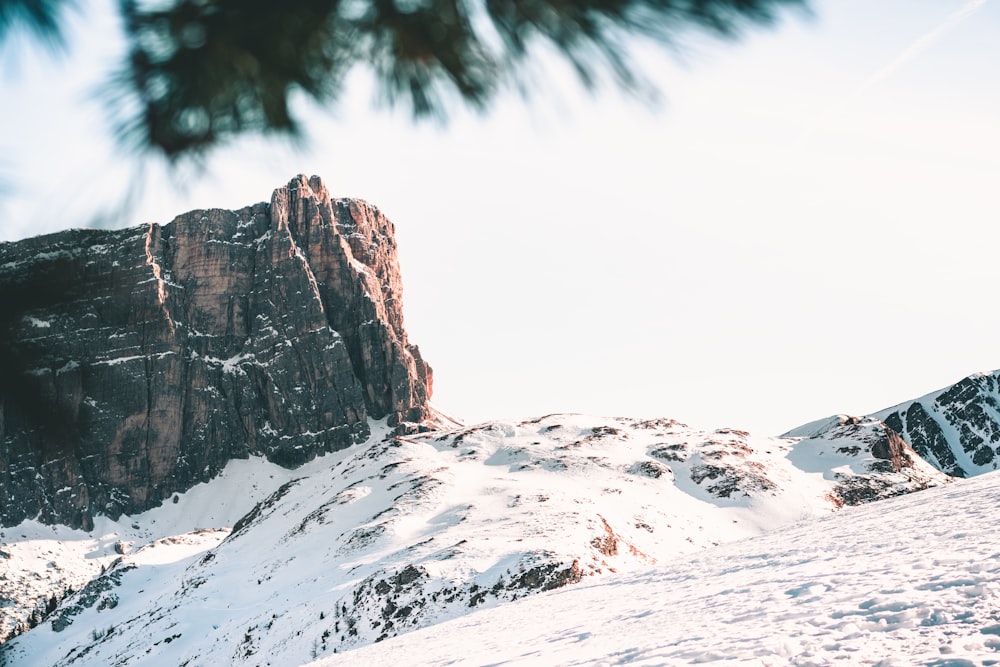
[[0, 175, 433, 530]]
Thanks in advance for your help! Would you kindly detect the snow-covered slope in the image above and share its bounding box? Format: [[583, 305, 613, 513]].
[[789, 370, 1000, 479], [0, 452, 325, 643], [1, 414, 948, 665], [874, 371, 1000, 477], [314, 469, 1000, 667]]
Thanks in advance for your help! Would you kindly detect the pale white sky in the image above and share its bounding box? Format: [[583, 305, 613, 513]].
[[2, 0, 999, 435]]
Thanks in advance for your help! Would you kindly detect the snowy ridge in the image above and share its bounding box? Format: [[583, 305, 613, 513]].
[[1, 414, 949, 665], [871, 371, 997, 424], [315, 469, 1000, 667], [792, 370, 1000, 478], [781, 414, 851, 438]]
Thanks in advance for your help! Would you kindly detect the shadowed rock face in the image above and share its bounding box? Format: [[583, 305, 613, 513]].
[[787, 371, 1000, 481], [876, 372, 1000, 479], [0, 175, 432, 529]]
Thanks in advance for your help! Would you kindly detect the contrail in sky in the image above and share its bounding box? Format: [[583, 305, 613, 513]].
[[850, 0, 988, 98], [800, 0, 988, 144]]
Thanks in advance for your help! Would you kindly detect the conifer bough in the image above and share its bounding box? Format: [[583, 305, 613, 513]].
[[3, 0, 806, 159]]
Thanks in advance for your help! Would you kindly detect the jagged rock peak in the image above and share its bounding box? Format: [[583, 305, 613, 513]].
[[0, 175, 433, 528], [268, 174, 433, 424]]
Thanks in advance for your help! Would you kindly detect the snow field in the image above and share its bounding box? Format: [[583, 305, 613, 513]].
[[316, 470, 1000, 666], [0, 415, 954, 665]]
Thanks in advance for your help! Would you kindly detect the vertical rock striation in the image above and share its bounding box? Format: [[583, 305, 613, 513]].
[[0, 175, 432, 528]]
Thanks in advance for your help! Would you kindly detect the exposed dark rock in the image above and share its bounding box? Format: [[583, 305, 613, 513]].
[[648, 443, 688, 462], [690, 461, 778, 498], [48, 563, 136, 633], [785, 418, 950, 506], [591, 517, 619, 557], [333, 554, 584, 649], [629, 460, 672, 479], [830, 474, 929, 507], [868, 427, 911, 472], [875, 372, 1000, 477], [228, 479, 303, 540], [687, 431, 779, 499], [511, 559, 583, 592], [0, 175, 432, 528]]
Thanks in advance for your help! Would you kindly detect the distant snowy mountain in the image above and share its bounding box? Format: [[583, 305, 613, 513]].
[[789, 370, 1000, 478], [1, 414, 948, 665], [875, 371, 1000, 477], [313, 469, 1000, 667]]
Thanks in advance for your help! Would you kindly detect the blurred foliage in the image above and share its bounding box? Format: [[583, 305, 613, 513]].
[[0, 0, 72, 46], [4, 0, 807, 157]]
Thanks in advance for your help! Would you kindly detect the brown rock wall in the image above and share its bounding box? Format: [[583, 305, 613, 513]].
[[0, 175, 432, 528]]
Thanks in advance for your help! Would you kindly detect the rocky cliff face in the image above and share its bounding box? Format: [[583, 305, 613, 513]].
[[0, 175, 432, 529]]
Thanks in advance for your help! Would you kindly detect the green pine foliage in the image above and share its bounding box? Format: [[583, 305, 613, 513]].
[[4, 0, 806, 157]]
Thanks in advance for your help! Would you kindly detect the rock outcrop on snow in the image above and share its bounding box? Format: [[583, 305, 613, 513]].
[[0, 175, 432, 529], [873, 372, 1000, 478], [788, 371, 1000, 479], [783, 415, 944, 506]]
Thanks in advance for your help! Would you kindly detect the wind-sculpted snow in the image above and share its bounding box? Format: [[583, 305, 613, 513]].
[[0, 414, 949, 665], [314, 470, 1000, 667]]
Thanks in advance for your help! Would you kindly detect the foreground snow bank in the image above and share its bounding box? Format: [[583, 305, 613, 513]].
[[317, 469, 1000, 666]]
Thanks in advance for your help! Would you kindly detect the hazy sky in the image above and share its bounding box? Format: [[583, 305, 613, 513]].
[[2, 0, 999, 435]]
